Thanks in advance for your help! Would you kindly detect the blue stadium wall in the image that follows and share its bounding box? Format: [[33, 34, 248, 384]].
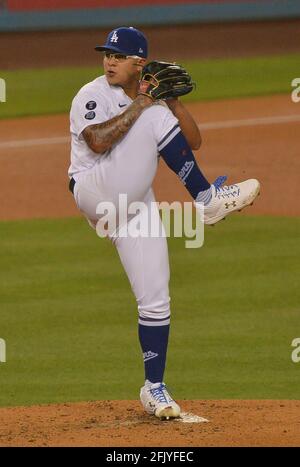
[[1, 1, 300, 32]]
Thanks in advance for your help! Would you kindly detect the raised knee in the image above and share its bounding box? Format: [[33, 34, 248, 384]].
[[138, 297, 170, 326]]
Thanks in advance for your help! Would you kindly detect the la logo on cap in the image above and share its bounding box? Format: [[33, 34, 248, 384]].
[[110, 31, 119, 43]]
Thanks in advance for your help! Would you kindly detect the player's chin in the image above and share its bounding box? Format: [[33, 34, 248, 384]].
[[105, 73, 121, 85]]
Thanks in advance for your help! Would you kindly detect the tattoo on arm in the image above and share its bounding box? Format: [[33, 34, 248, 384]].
[[83, 95, 152, 153]]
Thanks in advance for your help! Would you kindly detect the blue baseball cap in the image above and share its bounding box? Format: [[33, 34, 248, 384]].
[[95, 26, 148, 58]]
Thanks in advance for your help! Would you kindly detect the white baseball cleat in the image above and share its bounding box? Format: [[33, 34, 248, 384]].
[[140, 380, 181, 420], [196, 178, 260, 226]]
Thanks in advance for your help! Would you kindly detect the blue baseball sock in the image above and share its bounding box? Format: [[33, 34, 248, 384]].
[[159, 130, 212, 205], [138, 323, 170, 384]]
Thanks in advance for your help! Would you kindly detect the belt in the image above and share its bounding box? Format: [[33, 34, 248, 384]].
[[69, 177, 76, 194]]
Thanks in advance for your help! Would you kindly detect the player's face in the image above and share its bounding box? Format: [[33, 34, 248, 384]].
[[103, 52, 145, 87]]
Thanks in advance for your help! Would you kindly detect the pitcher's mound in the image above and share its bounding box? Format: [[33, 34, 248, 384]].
[[0, 399, 299, 446]]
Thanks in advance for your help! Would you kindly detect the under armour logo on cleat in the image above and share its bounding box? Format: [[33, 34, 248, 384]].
[[225, 201, 237, 209]]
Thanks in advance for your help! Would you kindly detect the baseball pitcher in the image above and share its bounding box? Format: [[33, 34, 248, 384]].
[[68, 27, 260, 420]]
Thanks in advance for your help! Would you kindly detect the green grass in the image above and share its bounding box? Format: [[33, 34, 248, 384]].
[[0, 215, 299, 407], [1, 53, 299, 119]]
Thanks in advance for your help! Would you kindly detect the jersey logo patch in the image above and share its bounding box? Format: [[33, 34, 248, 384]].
[[86, 101, 97, 110], [85, 111, 96, 120], [110, 31, 119, 43]]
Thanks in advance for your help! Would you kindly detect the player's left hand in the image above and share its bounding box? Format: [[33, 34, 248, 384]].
[[139, 61, 195, 101]]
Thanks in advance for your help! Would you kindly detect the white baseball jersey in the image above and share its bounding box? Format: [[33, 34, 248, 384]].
[[68, 75, 180, 179], [69, 75, 181, 322]]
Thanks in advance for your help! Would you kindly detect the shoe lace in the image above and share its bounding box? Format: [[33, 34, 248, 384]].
[[213, 175, 240, 198], [149, 384, 170, 404], [213, 175, 227, 190]]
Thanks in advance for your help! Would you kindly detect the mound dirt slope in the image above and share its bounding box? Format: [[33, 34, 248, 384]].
[[0, 400, 299, 447]]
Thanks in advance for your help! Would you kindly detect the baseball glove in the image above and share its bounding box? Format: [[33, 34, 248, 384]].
[[139, 61, 195, 100]]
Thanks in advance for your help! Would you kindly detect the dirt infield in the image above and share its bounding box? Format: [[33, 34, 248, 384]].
[[1, 400, 299, 447]]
